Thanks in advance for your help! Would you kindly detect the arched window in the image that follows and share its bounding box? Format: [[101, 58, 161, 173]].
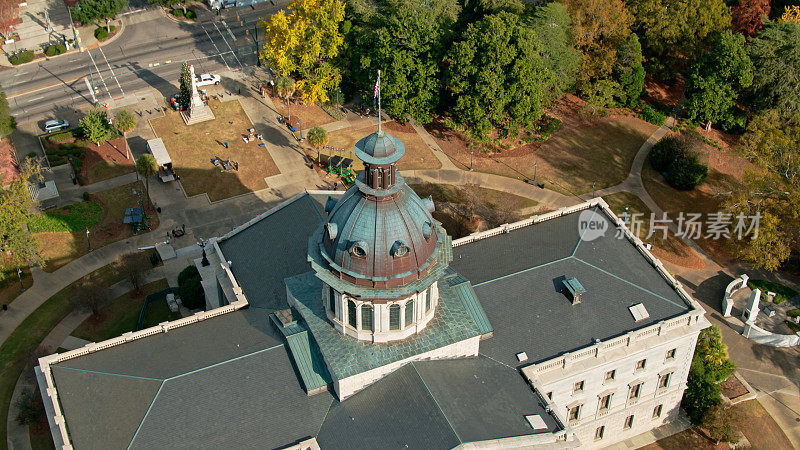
[[425, 287, 432, 312], [405, 299, 414, 328], [328, 287, 336, 314], [361, 304, 373, 332], [348, 300, 357, 328], [389, 304, 400, 330]]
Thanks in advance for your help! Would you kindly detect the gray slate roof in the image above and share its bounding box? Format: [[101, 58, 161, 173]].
[[219, 193, 325, 311], [451, 206, 690, 366]]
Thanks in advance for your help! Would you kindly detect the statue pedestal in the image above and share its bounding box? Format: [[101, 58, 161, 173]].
[[181, 104, 215, 125]]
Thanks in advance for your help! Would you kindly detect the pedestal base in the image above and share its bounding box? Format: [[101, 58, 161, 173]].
[[181, 105, 216, 125]]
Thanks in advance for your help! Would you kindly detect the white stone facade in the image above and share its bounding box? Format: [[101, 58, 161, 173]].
[[325, 281, 440, 343], [523, 313, 709, 449], [335, 335, 481, 399]]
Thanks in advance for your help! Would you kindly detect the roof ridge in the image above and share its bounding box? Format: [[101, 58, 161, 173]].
[[409, 362, 463, 444], [165, 343, 285, 382], [126, 380, 165, 449], [53, 365, 165, 382]]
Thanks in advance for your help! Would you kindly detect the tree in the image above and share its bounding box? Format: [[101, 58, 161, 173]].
[[116, 252, 150, 294], [702, 405, 742, 444], [682, 326, 735, 425], [75, 274, 106, 318], [135, 153, 157, 198], [353, 0, 459, 123], [259, 0, 345, 103], [628, 0, 730, 73], [148, 0, 188, 14], [0, 159, 42, 278], [614, 34, 645, 106], [527, 2, 581, 94], [178, 265, 205, 310], [748, 22, 800, 124], [71, 0, 128, 32], [566, 0, 633, 92], [114, 110, 136, 134], [0, 0, 21, 35], [275, 76, 296, 121], [14, 388, 44, 427], [684, 31, 753, 130], [80, 108, 114, 145], [732, 0, 770, 36], [649, 134, 708, 190], [178, 62, 191, 111], [306, 126, 328, 162], [444, 12, 555, 140], [782, 5, 800, 25], [0, 88, 16, 137]]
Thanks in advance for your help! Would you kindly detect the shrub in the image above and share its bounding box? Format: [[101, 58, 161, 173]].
[[649, 134, 708, 190], [665, 152, 708, 190], [178, 265, 200, 286], [94, 26, 116, 41], [9, 50, 35, 65], [82, 191, 91, 201], [185, 9, 197, 20], [171, 8, 184, 17], [180, 276, 205, 309], [26, 152, 37, 159], [44, 43, 66, 57], [639, 103, 666, 126], [535, 114, 562, 142]]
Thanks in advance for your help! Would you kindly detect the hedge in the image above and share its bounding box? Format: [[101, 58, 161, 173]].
[[9, 50, 34, 65], [44, 43, 66, 57], [94, 26, 116, 41]]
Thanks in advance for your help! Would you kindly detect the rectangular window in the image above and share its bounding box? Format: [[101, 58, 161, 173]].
[[624, 415, 634, 430], [659, 373, 672, 389], [348, 300, 357, 328], [404, 300, 414, 327], [389, 304, 400, 330], [599, 394, 611, 411], [425, 287, 432, 312], [635, 359, 647, 371], [328, 287, 335, 313], [605, 369, 616, 382], [568, 405, 581, 422], [629, 383, 642, 400], [574, 380, 584, 393], [653, 404, 663, 418], [666, 348, 676, 360], [595, 426, 605, 441]]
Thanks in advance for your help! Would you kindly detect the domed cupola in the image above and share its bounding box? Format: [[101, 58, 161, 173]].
[[306, 127, 453, 343]]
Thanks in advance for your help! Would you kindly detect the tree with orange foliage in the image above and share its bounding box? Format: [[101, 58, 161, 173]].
[[732, 0, 770, 36], [782, 5, 800, 26], [0, 0, 21, 35]]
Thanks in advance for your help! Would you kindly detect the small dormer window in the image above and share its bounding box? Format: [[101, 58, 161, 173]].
[[392, 240, 409, 257], [349, 241, 368, 258], [326, 222, 338, 240], [422, 221, 433, 240]]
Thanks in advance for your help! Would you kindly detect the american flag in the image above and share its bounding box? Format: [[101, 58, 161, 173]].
[[373, 73, 380, 106]]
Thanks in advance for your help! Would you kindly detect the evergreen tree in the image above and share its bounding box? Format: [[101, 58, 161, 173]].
[[614, 34, 645, 106], [80, 108, 114, 145], [179, 62, 191, 110]]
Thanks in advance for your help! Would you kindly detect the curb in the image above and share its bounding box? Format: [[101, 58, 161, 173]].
[[161, 7, 200, 25]]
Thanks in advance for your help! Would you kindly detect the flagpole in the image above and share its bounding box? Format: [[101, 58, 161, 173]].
[[377, 70, 382, 134]]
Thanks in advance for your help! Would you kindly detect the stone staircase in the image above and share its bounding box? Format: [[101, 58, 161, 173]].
[[3, 0, 74, 54]]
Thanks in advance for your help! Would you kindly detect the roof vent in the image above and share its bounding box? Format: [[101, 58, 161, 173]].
[[325, 196, 337, 213], [525, 414, 548, 430], [326, 222, 338, 240], [629, 303, 650, 322], [562, 277, 586, 304], [516, 352, 528, 362]]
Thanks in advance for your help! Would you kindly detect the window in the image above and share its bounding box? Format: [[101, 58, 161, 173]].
[[348, 300, 357, 328], [389, 304, 400, 330], [568, 404, 581, 422], [595, 426, 605, 441], [573, 380, 584, 393], [605, 369, 616, 382], [361, 305, 373, 332], [653, 404, 663, 418], [635, 359, 647, 371], [599, 394, 611, 411], [666, 348, 676, 360], [659, 372, 672, 389], [404, 299, 414, 327], [328, 287, 336, 314], [629, 383, 642, 400], [624, 415, 634, 430], [425, 286, 432, 312]]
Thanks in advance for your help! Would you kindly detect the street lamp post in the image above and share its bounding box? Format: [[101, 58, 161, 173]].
[[470, 150, 473, 171], [85, 227, 92, 252], [623, 206, 629, 225], [17, 267, 24, 291], [533, 161, 537, 185], [592, 181, 596, 198], [66, 5, 82, 52]]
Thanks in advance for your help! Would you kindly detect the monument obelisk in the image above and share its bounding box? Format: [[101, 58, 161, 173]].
[[181, 65, 216, 125]]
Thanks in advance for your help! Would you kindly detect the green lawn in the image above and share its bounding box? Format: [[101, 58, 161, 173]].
[[0, 264, 121, 449], [71, 279, 171, 343], [141, 290, 182, 329], [27, 201, 103, 233], [748, 279, 799, 305]]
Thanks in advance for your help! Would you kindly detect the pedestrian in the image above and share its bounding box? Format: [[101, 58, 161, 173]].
[[238, 87, 241, 95], [224, 141, 229, 149], [182, 224, 186, 233], [334, 182, 338, 190]]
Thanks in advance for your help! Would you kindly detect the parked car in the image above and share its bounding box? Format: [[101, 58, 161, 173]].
[[196, 73, 221, 87], [43, 119, 69, 133]]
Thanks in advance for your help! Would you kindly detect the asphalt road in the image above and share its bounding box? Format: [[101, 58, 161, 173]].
[[0, 4, 280, 122]]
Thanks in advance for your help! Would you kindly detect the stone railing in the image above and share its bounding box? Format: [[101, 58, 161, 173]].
[[722, 274, 749, 317], [742, 321, 800, 347]]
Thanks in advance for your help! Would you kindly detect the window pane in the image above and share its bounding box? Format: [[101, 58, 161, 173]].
[[426, 287, 432, 312], [362, 305, 373, 331], [390, 304, 400, 330], [348, 300, 357, 328], [405, 300, 414, 327], [328, 287, 335, 313]]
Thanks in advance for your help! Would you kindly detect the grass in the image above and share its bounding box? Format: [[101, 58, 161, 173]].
[[71, 279, 171, 343], [37, 181, 158, 272], [409, 183, 538, 212], [747, 279, 798, 305], [274, 97, 337, 129], [149, 99, 280, 202], [0, 266, 33, 305], [141, 289, 182, 328], [602, 192, 704, 269], [27, 201, 103, 233], [323, 120, 441, 172], [0, 264, 121, 448]]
